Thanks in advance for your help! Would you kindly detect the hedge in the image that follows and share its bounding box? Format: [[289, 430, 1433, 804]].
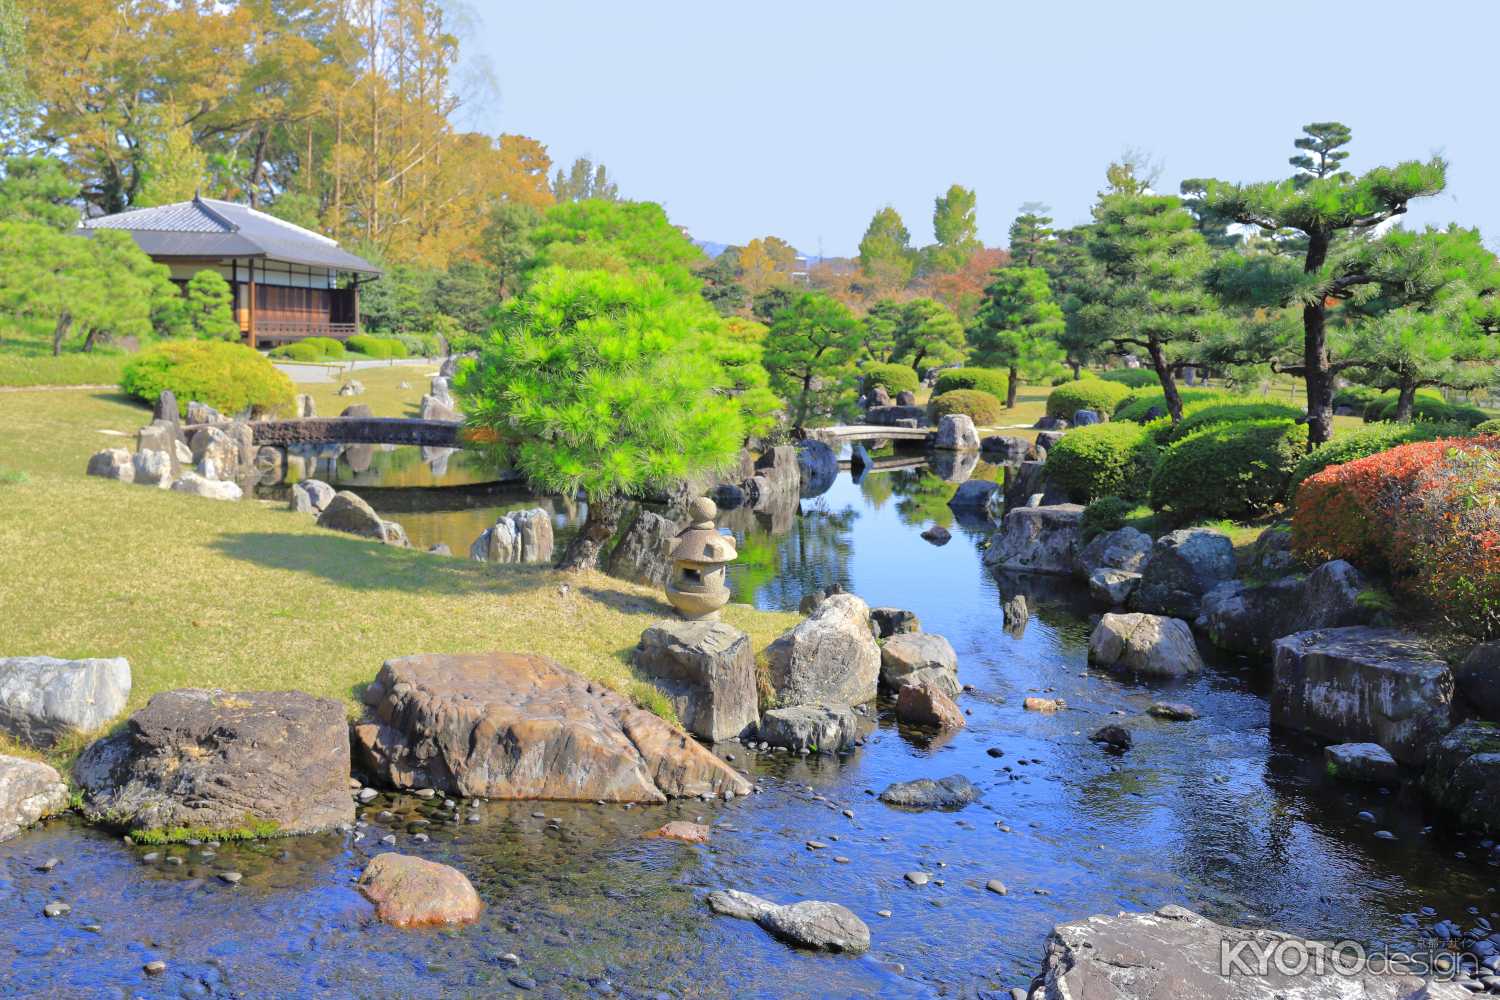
[[345, 334, 410, 359], [1096, 368, 1160, 388], [933, 367, 1008, 402], [1114, 387, 1230, 423], [1045, 378, 1131, 419], [929, 389, 1003, 426], [1475, 419, 1500, 435], [1293, 437, 1500, 636], [121, 341, 295, 417], [268, 336, 347, 362], [1044, 422, 1159, 503], [1148, 418, 1306, 523], [1289, 421, 1463, 493], [863, 362, 920, 397], [1157, 400, 1304, 445], [1363, 392, 1488, 428]]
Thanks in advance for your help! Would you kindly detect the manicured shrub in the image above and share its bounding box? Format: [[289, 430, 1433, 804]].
[[1045, 377, 1131, 419], [268, 337, 347, 362], [1096, 368, 1159, 388], [1293, 438, 1500, 636], [122, 340, 295, 416], [1081, 495, 1135, 541], [1363, 392, 1488, 428], [933, 367, 1008, 402], [1158, 400, 1304, 444], [1289, 421, 1462, 492], [862, 362, 920, 397], [1474, 418, 1500, 435], [929, 388, 1004, 426], [1113, 387, 1230, 423], [1044, 422, 1159, 503], [345, 334, 410, 359], [1148, 418, 1306, 523], [395, 332, 442, 358], [1333, 385, 1383, 412]]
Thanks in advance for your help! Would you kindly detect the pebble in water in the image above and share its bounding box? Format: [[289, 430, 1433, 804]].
[[877, 909, 892, 918], [143, 960, 166, 976], [43, 901, 70, 918], [986, 880, 1007, 895], [218, 871, 243, 884], [905, 872, 930, 886], [36, 857, 59, 872]]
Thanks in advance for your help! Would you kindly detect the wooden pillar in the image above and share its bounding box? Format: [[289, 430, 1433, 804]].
[[248, 260, 257, 349], [353, 278, 360, 335]]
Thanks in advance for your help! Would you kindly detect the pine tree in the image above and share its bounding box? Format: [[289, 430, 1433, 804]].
[[762, 292, 862, 432], [970, 267, 1066, 407], [1008, 203, 1054, 267]]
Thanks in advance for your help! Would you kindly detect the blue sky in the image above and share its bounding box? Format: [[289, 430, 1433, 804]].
[[460, 1, 1494, 256]]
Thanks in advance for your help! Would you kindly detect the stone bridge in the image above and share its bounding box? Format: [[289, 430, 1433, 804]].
[[186, 417, 467, 449]]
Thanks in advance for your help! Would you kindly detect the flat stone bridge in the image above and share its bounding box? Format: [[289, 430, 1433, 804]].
[[186, 417, 467, 449], [805, 423, 935, 446]]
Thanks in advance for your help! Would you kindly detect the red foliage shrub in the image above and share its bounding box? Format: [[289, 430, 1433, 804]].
[[1292, 436, 1500, 635]]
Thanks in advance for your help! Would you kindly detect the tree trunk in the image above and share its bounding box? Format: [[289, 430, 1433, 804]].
[[557, 495, 626, 571], [51, 311, 73, 357], [1302, 232, 1335, 447], [1145, 340, 1184, 422], [1070, 361, 1081, 380], [1006, 366, 1019, 408], [796, 370, 813, 433], [1394, 381, 1417, 422]]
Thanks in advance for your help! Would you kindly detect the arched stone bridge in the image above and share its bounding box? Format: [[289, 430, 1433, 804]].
[[187, 417, 468, 449]]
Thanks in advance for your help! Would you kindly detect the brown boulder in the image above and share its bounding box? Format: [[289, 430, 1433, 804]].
[[895, 680, 965, 731], [357, 853, 482, 928], [354, 652, 752, 803], [645, 820, 710, 844]]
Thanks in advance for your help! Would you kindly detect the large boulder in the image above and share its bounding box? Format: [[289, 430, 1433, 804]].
[[316, 490, 408, 546], [1456, 641, 1500, 720], [947, 479, 1000, 516], [1075, 526, 1152, 578], [878, 632, 959, 696], [753, 445, 801, 501], [1132, 527, 1236, 617], [0, 656, 132, 748], [606, 509, 681, 587], [870, 607, 920, 638], [75, 689, 354, 838], [469, 508, 554, 564], [353, 652, 751, 802], [706, 890, 870, 955], [1421, 720, 1500, 835], [934, 413, 979, 451], [289, 478, 335, 515], [1247, 523, 1298, 578], [1324, 742, 1401, 785], [765, 594, 880, 708], [1035, 429, 1066, 451], [1088, 613, 1204, 679], [877, 774, 980, 809], [980, 435, 1031, 463], [131, 449, 173, 488], [982, 504, 1085, 575], [895, 681, 965, 731], [152, 389, 179, 423], [1031, 904, 1469, 1000], [757, 704, 858, 753], [419, 394, 459, 422], [137, 420, 185, 476], [0, 755, 69, 842], [1088, 568, 1141, 606], [1271, 627, 1453, 766], [632, 620, 759, 743], [1202, 560, 1371, 655], [189, 425, 240, 478], [796, 440, 838, 498], [86, 448, 134, 483], [1002, 460, 1046, 510], [358, 853, 483, 928]]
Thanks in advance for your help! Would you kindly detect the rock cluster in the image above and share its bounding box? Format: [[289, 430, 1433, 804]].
[[469, 508, 554, 564], [707, 889, 870, 954]]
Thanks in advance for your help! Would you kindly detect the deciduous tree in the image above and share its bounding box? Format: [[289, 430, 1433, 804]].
[[858, 206, 915, 290]]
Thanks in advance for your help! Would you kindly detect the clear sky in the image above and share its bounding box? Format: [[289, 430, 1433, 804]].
[[459, 0, 1495, 256]]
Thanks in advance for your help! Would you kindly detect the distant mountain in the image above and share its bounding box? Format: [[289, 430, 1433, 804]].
[[694, 239, 844, 268]]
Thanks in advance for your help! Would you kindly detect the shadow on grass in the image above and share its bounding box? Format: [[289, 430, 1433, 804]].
[[211, 530, 556, 597], [578, 585, 676, 619]]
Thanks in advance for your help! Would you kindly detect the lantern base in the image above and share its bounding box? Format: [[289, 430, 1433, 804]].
[[666, 583, 730, 621]]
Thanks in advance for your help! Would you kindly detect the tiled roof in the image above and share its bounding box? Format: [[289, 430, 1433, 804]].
[[79, 197, 381, 275]]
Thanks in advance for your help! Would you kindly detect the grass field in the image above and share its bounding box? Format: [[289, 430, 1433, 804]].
[[0, 386, 799, 770]]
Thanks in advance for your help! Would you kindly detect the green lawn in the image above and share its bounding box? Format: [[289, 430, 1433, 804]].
[[0, 387, 798, 769]]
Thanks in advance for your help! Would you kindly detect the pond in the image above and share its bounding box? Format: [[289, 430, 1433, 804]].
[[6, 448, 1498, 998]]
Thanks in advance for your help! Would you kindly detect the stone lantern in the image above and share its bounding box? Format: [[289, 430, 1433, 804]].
[[665, 497, 737, 620]]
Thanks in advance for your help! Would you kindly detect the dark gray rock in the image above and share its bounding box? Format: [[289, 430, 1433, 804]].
[[152, 390, 179, 423], [757, 704, 858, 753], [948, 479, 1001, 514], [1072, 409, 1100, 426], [0, 656, 132, 748], [1003, 459, 1046, 510], [75, 689, 354, 837], [606, 509, 681, 587], [1271, 627, 1453, 766], [1325, 742, 1401, 785], [878, 774, 980, 809], [1132, 528, 1236, 617], [1089, 724, 1133, 750], [983, 504, 1085, 575], [1422, 720, 1500, 835], [753, 445, 801, 502], [1457, 642, 1500, 721], [86, 448, 134, 483], [1088, 613, 1203, 678], [920, 524, 952, 545], [980, 435, 1031, 463], [1031, 904, 1469, 1000], [866, 385, 893, 408], [632, 620, 758, 743], [1035, 430, 1066, 452], [1034, 416, 1068, 431], [871, 607, 920, 638], [797, 440, 838, 498], [865, 405, 927, 427], [1076, 526, 1153, 578], [707, 890, 870, 954], [1088, 568, 1141, 606], [1247, 523, 1298, 578], [894, 390, 917, 407]]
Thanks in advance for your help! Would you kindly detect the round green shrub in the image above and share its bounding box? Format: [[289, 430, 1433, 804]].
[[862, 362, 920, 397], [1044, 422, 1159, 503], [1081, 495, 1136, 541], [1096, 368, 1159, 388], [1148, 418, 1306, 523], [345, 334, 410, 359], [268, 336, 347, 362], [122, 341, 295, 417], [1474, 418, 1500, 435], [396, 332, 443, 358], [933, 367, 1009, 401], [1045, 378, 1132, 419], [1289, 421, 1464, 492], [1332, 385, 1383, 411], [1159, 400, 1304, 444], [1363, 392, 1488, 428], [929, 389, 1003, 426], [1114, 387, 1230, 423]]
